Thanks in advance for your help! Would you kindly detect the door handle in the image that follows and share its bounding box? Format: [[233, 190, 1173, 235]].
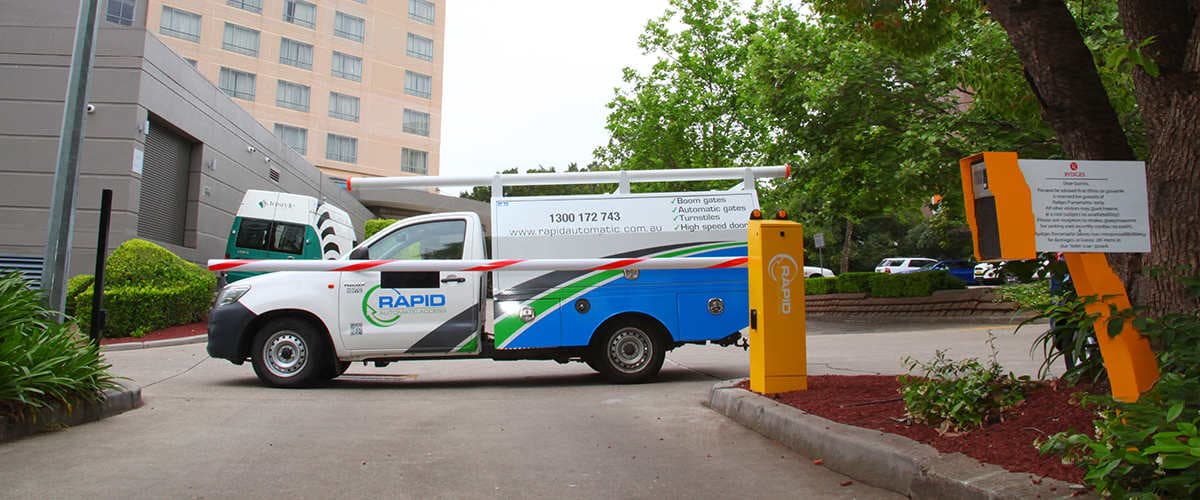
[[441, 276, 466, 284]]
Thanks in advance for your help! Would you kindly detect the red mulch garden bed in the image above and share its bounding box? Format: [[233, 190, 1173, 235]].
[[99, 321, 207, 345], [741, 375, 1101, 484]]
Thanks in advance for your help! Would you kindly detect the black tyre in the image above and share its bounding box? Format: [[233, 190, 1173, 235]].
[[251, 317, 329, 388], [588, 319, 667, 383]]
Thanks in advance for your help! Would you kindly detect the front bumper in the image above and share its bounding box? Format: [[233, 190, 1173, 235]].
[[207, 301, 257, 363]]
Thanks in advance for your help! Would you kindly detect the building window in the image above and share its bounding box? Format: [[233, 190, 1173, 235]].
[[326, 134, 357, 163], [276, 80, 310, 112], [328, 92, 360, 122], [402, 109, 430, 136], [406, 33, 433, 61], [401, 148, 428, 174], [222, 23, 260, 56], [226, 0, 261, 14], [274, 124, 307, 155], [334, 12, 365, 42], [160, 6, 201, 42], [184, 58, 198, 67], [331, 51, 362, 82], [279, 38, 313, 70], [283, 0, 315, 29], [218, 67, 256, 101], [409, 0, 435, 25], [404, 71, 432, 99], [106, 0, 135, 26]]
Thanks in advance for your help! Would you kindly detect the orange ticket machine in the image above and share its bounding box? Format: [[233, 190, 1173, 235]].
[[959, 152, 1158, 402]]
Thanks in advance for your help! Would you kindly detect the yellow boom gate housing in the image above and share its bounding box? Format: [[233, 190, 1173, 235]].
[[959, 152, 1158, 402], [748, 215, 807, 393]]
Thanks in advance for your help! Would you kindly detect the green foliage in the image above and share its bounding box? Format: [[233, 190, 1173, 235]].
[[1039, 280, 1200, 497], [0, 273, 118, 414], [364, 219, 397, 239], [898, 336, 1029, 433], [805, 277, 837, 295], [65, 273, 94, 317], [1020, 290, 1106, 384], [74, 239, 216, 338], [870, 270, 964, 298], [595, 0, 771, 176], [835, 272, 874, 294], [459, 165, 614, 201], [993, 281, 1054, 310]]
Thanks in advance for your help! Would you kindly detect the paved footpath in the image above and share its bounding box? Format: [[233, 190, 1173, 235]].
[[0, 319, 1046, 499]]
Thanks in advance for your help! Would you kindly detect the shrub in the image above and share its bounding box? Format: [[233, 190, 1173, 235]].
[[65, 273, 94, 317], [869, 270, 965, 298], [74, 239, 216, 338], [1038, 279, 1200, 497], [835, 272, 874, 294], [993, 281, 1054, 310], [364, 219, 397, 239], [805, 277, 836, 295], [898, 336, 1029, 433], [0, 273, 118, 414]]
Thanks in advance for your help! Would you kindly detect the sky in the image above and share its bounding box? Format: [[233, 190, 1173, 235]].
[[438, 0, 673, 189]]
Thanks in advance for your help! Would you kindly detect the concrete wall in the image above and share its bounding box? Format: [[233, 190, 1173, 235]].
[[0, 0, 374, 278]]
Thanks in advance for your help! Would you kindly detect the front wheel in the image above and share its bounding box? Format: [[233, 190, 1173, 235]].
[[588, 319, 666, 384], [251, 317, 328, 388]]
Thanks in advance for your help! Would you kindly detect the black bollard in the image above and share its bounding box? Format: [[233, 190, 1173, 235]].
[[89, 189, 112, 345]]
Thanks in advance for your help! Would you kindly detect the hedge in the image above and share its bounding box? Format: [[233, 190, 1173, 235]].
[[364, 219, 398, 239], [73, 239, 216, 338], [805, 277, 837, 295], [65, 273, 95, 317], [868, 270, 965, 298], [835, 272, 875, 294]]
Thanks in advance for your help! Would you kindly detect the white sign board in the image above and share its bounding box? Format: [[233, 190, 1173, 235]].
[[131, 147, 144, 174], [492, 191, 755, 238], [1019, 159, 1150, 253], [813, 232, 825, 248]]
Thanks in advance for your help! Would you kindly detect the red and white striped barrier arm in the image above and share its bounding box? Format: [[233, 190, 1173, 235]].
[[208, 257, 748, 273]]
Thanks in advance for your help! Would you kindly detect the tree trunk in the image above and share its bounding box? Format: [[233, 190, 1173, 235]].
[[985, 0, 1137, 160], [987, 0, 1200, 315], [1116, 0, 1200, 316], [840, 218, 854, 274]]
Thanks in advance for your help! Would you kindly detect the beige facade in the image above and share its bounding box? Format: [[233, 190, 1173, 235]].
[[143, 0, 444, 180]]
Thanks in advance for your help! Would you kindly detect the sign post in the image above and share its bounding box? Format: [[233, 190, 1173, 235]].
[[813, 232, 825, 271], [959, 152, 1158, 402]]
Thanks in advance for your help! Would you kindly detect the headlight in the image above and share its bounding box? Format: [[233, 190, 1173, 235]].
[[215, 283, 251, 306]]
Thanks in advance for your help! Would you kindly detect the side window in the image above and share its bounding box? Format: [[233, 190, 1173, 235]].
[[368, 220, 466, 260], [272, 222, 307, 255], [235, 218, 272, 250]]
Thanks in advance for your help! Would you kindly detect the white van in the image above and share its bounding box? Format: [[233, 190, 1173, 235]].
[[224, 190, 356, 282]]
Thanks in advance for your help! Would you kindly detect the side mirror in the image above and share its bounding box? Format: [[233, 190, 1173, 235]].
[[349, 247, 369, 260]]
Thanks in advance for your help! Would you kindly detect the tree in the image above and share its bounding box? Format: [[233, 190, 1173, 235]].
[[747, 6, 969, 271], [595, 0, 772, 172], [458, 164, 609, 201], [815, 0, 1198, 314]]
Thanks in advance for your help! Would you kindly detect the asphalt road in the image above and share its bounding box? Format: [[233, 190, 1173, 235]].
[[0, 318, 1049, 499]]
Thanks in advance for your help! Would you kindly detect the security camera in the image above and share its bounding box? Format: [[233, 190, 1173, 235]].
[[85, 104, 95, 114]]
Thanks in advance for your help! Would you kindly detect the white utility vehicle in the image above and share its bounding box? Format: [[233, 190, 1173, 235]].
[[207, 167, 787, 387]]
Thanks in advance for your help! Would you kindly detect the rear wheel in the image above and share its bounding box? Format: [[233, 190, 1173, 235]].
[[588, 319, 666, 383], [251, 317, 328, 388]]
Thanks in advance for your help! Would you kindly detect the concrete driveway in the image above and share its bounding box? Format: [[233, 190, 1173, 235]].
[[0, 318, 1049, 499]]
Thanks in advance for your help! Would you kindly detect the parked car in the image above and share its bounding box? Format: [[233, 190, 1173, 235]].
[[900, 259, 977, 284], [874, 257, 937, 274], [804, 266, 835, 278], [974, 259, 1052, 285]]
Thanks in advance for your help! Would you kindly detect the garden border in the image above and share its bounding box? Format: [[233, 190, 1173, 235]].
[[1, 382, 142, 443]]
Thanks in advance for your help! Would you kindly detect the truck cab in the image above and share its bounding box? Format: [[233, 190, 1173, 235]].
[[209, 212, 487, 386]]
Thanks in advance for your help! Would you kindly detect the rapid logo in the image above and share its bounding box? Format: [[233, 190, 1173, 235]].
[[767, 254, 798, 314], [361, 285, 448, 327]]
